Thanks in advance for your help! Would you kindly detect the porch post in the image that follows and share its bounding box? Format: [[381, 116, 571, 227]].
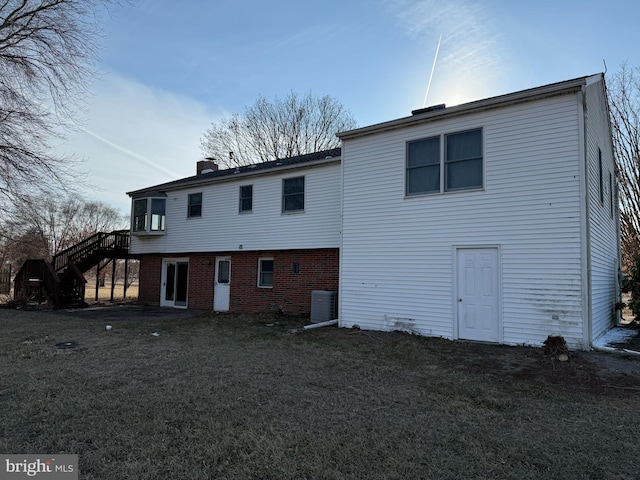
[[110, 258, 116, 303], [123, 258, 129, 300]]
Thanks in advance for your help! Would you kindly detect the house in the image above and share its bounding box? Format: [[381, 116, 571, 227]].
[[127, 149, 341, 314], [127, 73, 619, 350], [336, 73, 619, 350]]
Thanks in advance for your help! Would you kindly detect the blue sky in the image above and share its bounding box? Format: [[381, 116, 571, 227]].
[[63, 0, 640, 213]]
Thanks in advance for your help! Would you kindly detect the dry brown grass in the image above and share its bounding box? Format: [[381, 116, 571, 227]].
[[83, 284, 138, 303], [0, 308, 639, 479]]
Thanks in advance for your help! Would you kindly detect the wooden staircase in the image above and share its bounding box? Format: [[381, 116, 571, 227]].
[[13, 230, 134, 308]]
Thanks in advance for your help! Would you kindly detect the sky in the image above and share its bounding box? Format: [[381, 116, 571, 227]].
[[60, 0, 640, 214]]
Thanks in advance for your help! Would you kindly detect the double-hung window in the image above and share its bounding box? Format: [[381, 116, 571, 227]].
[[239, 185, 253, 212], [445, 129, 483, 191], [258, 258, 274, 288], [406, 128, 483, 196], [132, 197, 166, 233], [406, 136, 440, 195], [188, 193, 202, 218], [282, 176, 305, 212]]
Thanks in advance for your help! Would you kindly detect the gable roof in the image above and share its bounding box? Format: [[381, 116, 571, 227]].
[[127, 147, 341, 198], [338, 74, 600, 140]]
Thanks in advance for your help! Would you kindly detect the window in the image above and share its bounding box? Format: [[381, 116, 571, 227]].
[[258, 258, 274, 288], [406, 128, 483, 196], [132, 197, 166, 233], [406, 136, 440, 195], [609, 171, 614, 218], [217, 260, 230, 284], [239, 185, 253, 212], [445, 129, 483, 191], [188, 193, 202, 218], [283, 177, 304, 212], [151, 199, 166, 231], [133, 199, 147, 232], [599, 148, 604, 204]]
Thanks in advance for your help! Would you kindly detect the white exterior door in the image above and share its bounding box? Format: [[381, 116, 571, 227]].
[[161, 258, 189, 308], [456, 248, 500, 342], [214, 257, 231, 311]]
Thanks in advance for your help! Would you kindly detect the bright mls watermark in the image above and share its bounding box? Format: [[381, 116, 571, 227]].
[[1, 455, 78, 480]]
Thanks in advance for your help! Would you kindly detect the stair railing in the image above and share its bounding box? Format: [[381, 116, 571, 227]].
[[53, 230, 130, 273]]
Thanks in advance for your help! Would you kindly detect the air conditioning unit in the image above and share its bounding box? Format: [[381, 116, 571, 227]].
[[310, 290, 337, 323]]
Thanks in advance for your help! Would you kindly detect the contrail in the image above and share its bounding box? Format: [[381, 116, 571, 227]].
[[423, 34, 442, 107], [79, 126, 182, 178]]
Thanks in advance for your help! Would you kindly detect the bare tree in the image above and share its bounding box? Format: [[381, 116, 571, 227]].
[[0, 0, 112, 209], [1, 195, 125, 268], [608, 63, 640, 270], [200, 91, 357, 168]]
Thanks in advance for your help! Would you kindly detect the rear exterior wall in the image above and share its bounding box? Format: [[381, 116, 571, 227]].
[[137, 249, 339, 315], [339, 93, 587, 348]]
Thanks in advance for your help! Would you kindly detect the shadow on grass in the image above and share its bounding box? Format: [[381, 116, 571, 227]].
[[1, 309, 639, 479]]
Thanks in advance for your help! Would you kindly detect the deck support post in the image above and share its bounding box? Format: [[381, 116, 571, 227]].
[[123, 258, 129, 300], [110, 258, 116, 303]]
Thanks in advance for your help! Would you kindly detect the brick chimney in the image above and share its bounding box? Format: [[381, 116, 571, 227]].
[[197, 158, 218, 175]]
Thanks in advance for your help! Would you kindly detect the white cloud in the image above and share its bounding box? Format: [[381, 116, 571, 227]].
[[59, 73, 216, 214]]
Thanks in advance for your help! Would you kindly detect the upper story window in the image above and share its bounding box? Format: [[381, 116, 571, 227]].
[[282, 176, 305, 213], [598, 148, 604, 205], [609, 171, 614, 218], [406, 128, 483, 196], [188, 193, 202, 218], [132, 197, 166, 234], [445, 129, 483, 191], [407, 136, 440, 195], [239, 185, 253, 212]]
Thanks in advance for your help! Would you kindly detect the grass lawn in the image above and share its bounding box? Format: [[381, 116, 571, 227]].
[[1, 308, 639, 479]]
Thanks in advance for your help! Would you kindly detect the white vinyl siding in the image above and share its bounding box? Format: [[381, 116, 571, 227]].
[[130, 162, 341, 254], [584, 78, 620, 342], [340, 94, 586, 348]]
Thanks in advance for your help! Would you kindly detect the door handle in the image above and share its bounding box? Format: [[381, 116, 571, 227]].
[[458, 298, 462, 302]]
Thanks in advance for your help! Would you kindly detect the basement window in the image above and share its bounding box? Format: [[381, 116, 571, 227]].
[[258, 258, 274, 288], [132, 196, 166, 234]]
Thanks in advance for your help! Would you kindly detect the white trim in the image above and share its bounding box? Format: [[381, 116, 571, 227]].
[[577, 90, 591, 349]]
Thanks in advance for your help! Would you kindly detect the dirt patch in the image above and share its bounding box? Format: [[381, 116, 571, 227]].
[[303, 327, 640, 398]]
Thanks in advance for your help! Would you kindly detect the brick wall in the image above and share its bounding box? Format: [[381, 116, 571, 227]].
[[137, 249, 339, 315], [138, 255, 162, 305]]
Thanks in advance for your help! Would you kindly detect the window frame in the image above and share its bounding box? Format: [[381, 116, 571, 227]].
[[132, 197, 167, 234], [187, 192, 202, 218], [239, 185, 253, 213], [406, 136, 441, 196], [257, 258, 274, 288], [598, 148, 604, 205], [282, 176, 305, 213], [405, 127, 484, 197], [444, 128, 484, 192], [609, 171, 614, 218], [132, 198, 148, 233]]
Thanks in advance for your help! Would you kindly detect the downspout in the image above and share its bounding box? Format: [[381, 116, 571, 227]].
[[577, 88, 592, 351], [289, 319, 339, 333]]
